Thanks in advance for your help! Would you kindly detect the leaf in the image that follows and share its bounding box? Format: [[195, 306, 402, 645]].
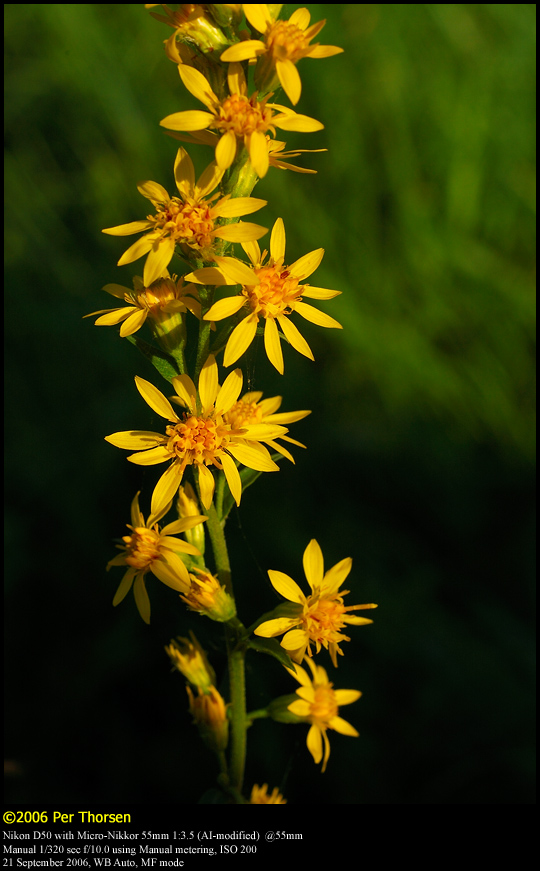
[[126, 334, 180, 383], [247, 636, 295, 670], [247, 600, 304, 634]]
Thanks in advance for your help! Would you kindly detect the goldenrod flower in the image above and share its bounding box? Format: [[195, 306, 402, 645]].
[[83, 274, 200, 338], [102, 148, 268, 286], [165, 633, 216, 692], [267, 138, 326, 174], [107, 491, 207, 624], [249, 783, 287, 804], [286, 658, 361, 772], [160, 63, 323, 178], [190, 217, 342, 373], [254, 539, 377, 666], [146, 4, 230, 56], [223, 390, 310, 463], [180, 566, 236, 622], [187, 684, 229, 753], [104, 354, 287, 518], [221, 6, 343, 105]]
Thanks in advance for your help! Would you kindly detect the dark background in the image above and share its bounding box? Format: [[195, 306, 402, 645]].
[[5, 4, 535, 804]]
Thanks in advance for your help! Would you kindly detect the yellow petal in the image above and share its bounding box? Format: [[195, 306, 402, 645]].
[[151, 462, 184, 520], [195, 161, 223, 200], [242, 4, 271, 34], [117, 234, 156, 267], [173, 147, 195, 200], [303, 539, 324, 589], [213, 222, 268, 242], [178, 64, 219, 110], [329, 716, 359, 737], [295, 301, 342, 329], [267, 570, 304, 603], [94, 306, 138, 326], [137, 180, 170, 205], [161, 515, 208, 536], [220, 39, 266, 62], [198, 354, 219, 412], [214, 255, 260, 285], [102, 220, 153, 236], [119, 309, 148, 337], [223, 314, 258, 367], [133, 574, 151, 624], [221, 452, 242, 506], [306, 723, 323, 765], [270, 217, 286, 263], [334, 690, 362, 706], [188, 266, 232, 287], [215, 368, 243, 414], [171, 374, 197, 411], [102, 282, 132, 299], [135, 376, 179, 421], [204, 295, 245, 322], [276, 314, 314, 360], [289, 7, 311, 29], [307, 45, 344, 59], [226, 442, 279, 471], [274, 111, 324, 132], [151, 555, 190, 592], [127, 446, 172, 465], [300, 285, 342, 300], [241, 239, 261, 267], [160, 110, 215, 132], [130, 491, 144, 528], [247, 129, 269, 177], [112, 568, 136, 607], [227, 62, 247, 96], [143, 237, 176, 287], [263, 317, 284, 374], [321, 557, 352, 593], [215, 129, 237, 170], [281, 628, 308, 651], [276, 58, 302, 106], [254, 617, 298, 637], [104, 431, 165, 450], [198, 463, 216, 509], [214, 196, 267, 218], [288, 247, 324, 280]]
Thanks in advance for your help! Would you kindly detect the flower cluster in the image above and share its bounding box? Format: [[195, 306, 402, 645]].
[[93, 4, 375, 801]]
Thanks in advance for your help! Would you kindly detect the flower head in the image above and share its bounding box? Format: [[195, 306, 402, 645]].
[[104, 354, 288, 518], [107, 491, 207, 624], [180, 566, 236, 622], [190, 217, 342, 373], [187, 684, 229, 753], [83, 274, 200, 338], [249, 783, 287, 804], [223, 389, 310, 463], [160, 63, 323, 178], [221, 6, 343, 105], [165, 633, 216, 691], [254, 539, 377, 666], [102, 148, 267, 286], [287, 658, 361, 772], [147, 3, 230, 56]]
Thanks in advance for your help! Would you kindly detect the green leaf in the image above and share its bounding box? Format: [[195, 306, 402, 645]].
[[126, 334, 179, 383], [247, 636, 295, 670], [247, 600, 304, 635]]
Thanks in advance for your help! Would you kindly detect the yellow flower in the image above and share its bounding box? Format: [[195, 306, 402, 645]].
[[254, 539, 377, 666], [165, 633, 216, 692], [180, 566, 236, 622], [286, 658, 361, 772], [187, 684, 229, 753], [147, 3, 230, 56], [189, 217, 342, 373], [102, 148, 268, 286], [249, 783, 287, 804], [221, 6, 343, 105], [267, 138, 326, 174], [83, 274, 200, 338], [107, 491, 207, 624], [104, 354, 288, 518], [160, 63, 323, 178], [223, 389, 310, 463]]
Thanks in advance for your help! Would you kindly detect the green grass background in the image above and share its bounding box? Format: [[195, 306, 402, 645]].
[[4, 3, 535, 805]]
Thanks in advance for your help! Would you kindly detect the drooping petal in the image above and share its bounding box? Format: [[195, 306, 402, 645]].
[[93, 306, 138, 326], [295, 301, 342, 329], [276, 314, 314, 360], [254, 617, 299, 637], [276, 58, 302, 105], [151, 554, 190, 591], [223, 314, 259, 367], [197, 463, 216, 509], [329, 716, 359, 736], [215, 129, 237, 170], [119, 309, 148, 337], [226, 442, 279, 472], [117, 234, 156, 267], [133, 573, 151, 624], [306, 724, 323, 765], [267, 570, 304, 603], [247, 129, 269, 177], [143, 237, 176, 287], [221, 452, 242, 506], [150, 462, 184, 521], [135, 376, 179, 421], [303, 539, 324, 589], [112, 568, 136, 606], [264, 314, 284, 373]]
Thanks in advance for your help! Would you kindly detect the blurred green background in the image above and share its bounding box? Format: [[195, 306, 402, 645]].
[[5, 3, 535, 805]]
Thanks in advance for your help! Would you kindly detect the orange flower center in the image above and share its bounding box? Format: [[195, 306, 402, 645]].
[[123, 527, 161, 570], [165, 414, 228, 466], [304, 597, 347, 644], [214, 93, 275, 137], [243, 264, 301, 318], [225, 399, 264, 428], [266, 20, 309, 62], [150, 198, 215, 250], [310, 682, 338, 724]]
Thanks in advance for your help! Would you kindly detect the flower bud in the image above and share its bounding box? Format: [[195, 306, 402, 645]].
[[180, 567, 236, 622], [165, 633, 216, 692], [187, 684, 229, 754], [177, 484, 206, 556]]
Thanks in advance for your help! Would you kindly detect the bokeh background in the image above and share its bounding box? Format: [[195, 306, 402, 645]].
[[5, 3, 535, 805]]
